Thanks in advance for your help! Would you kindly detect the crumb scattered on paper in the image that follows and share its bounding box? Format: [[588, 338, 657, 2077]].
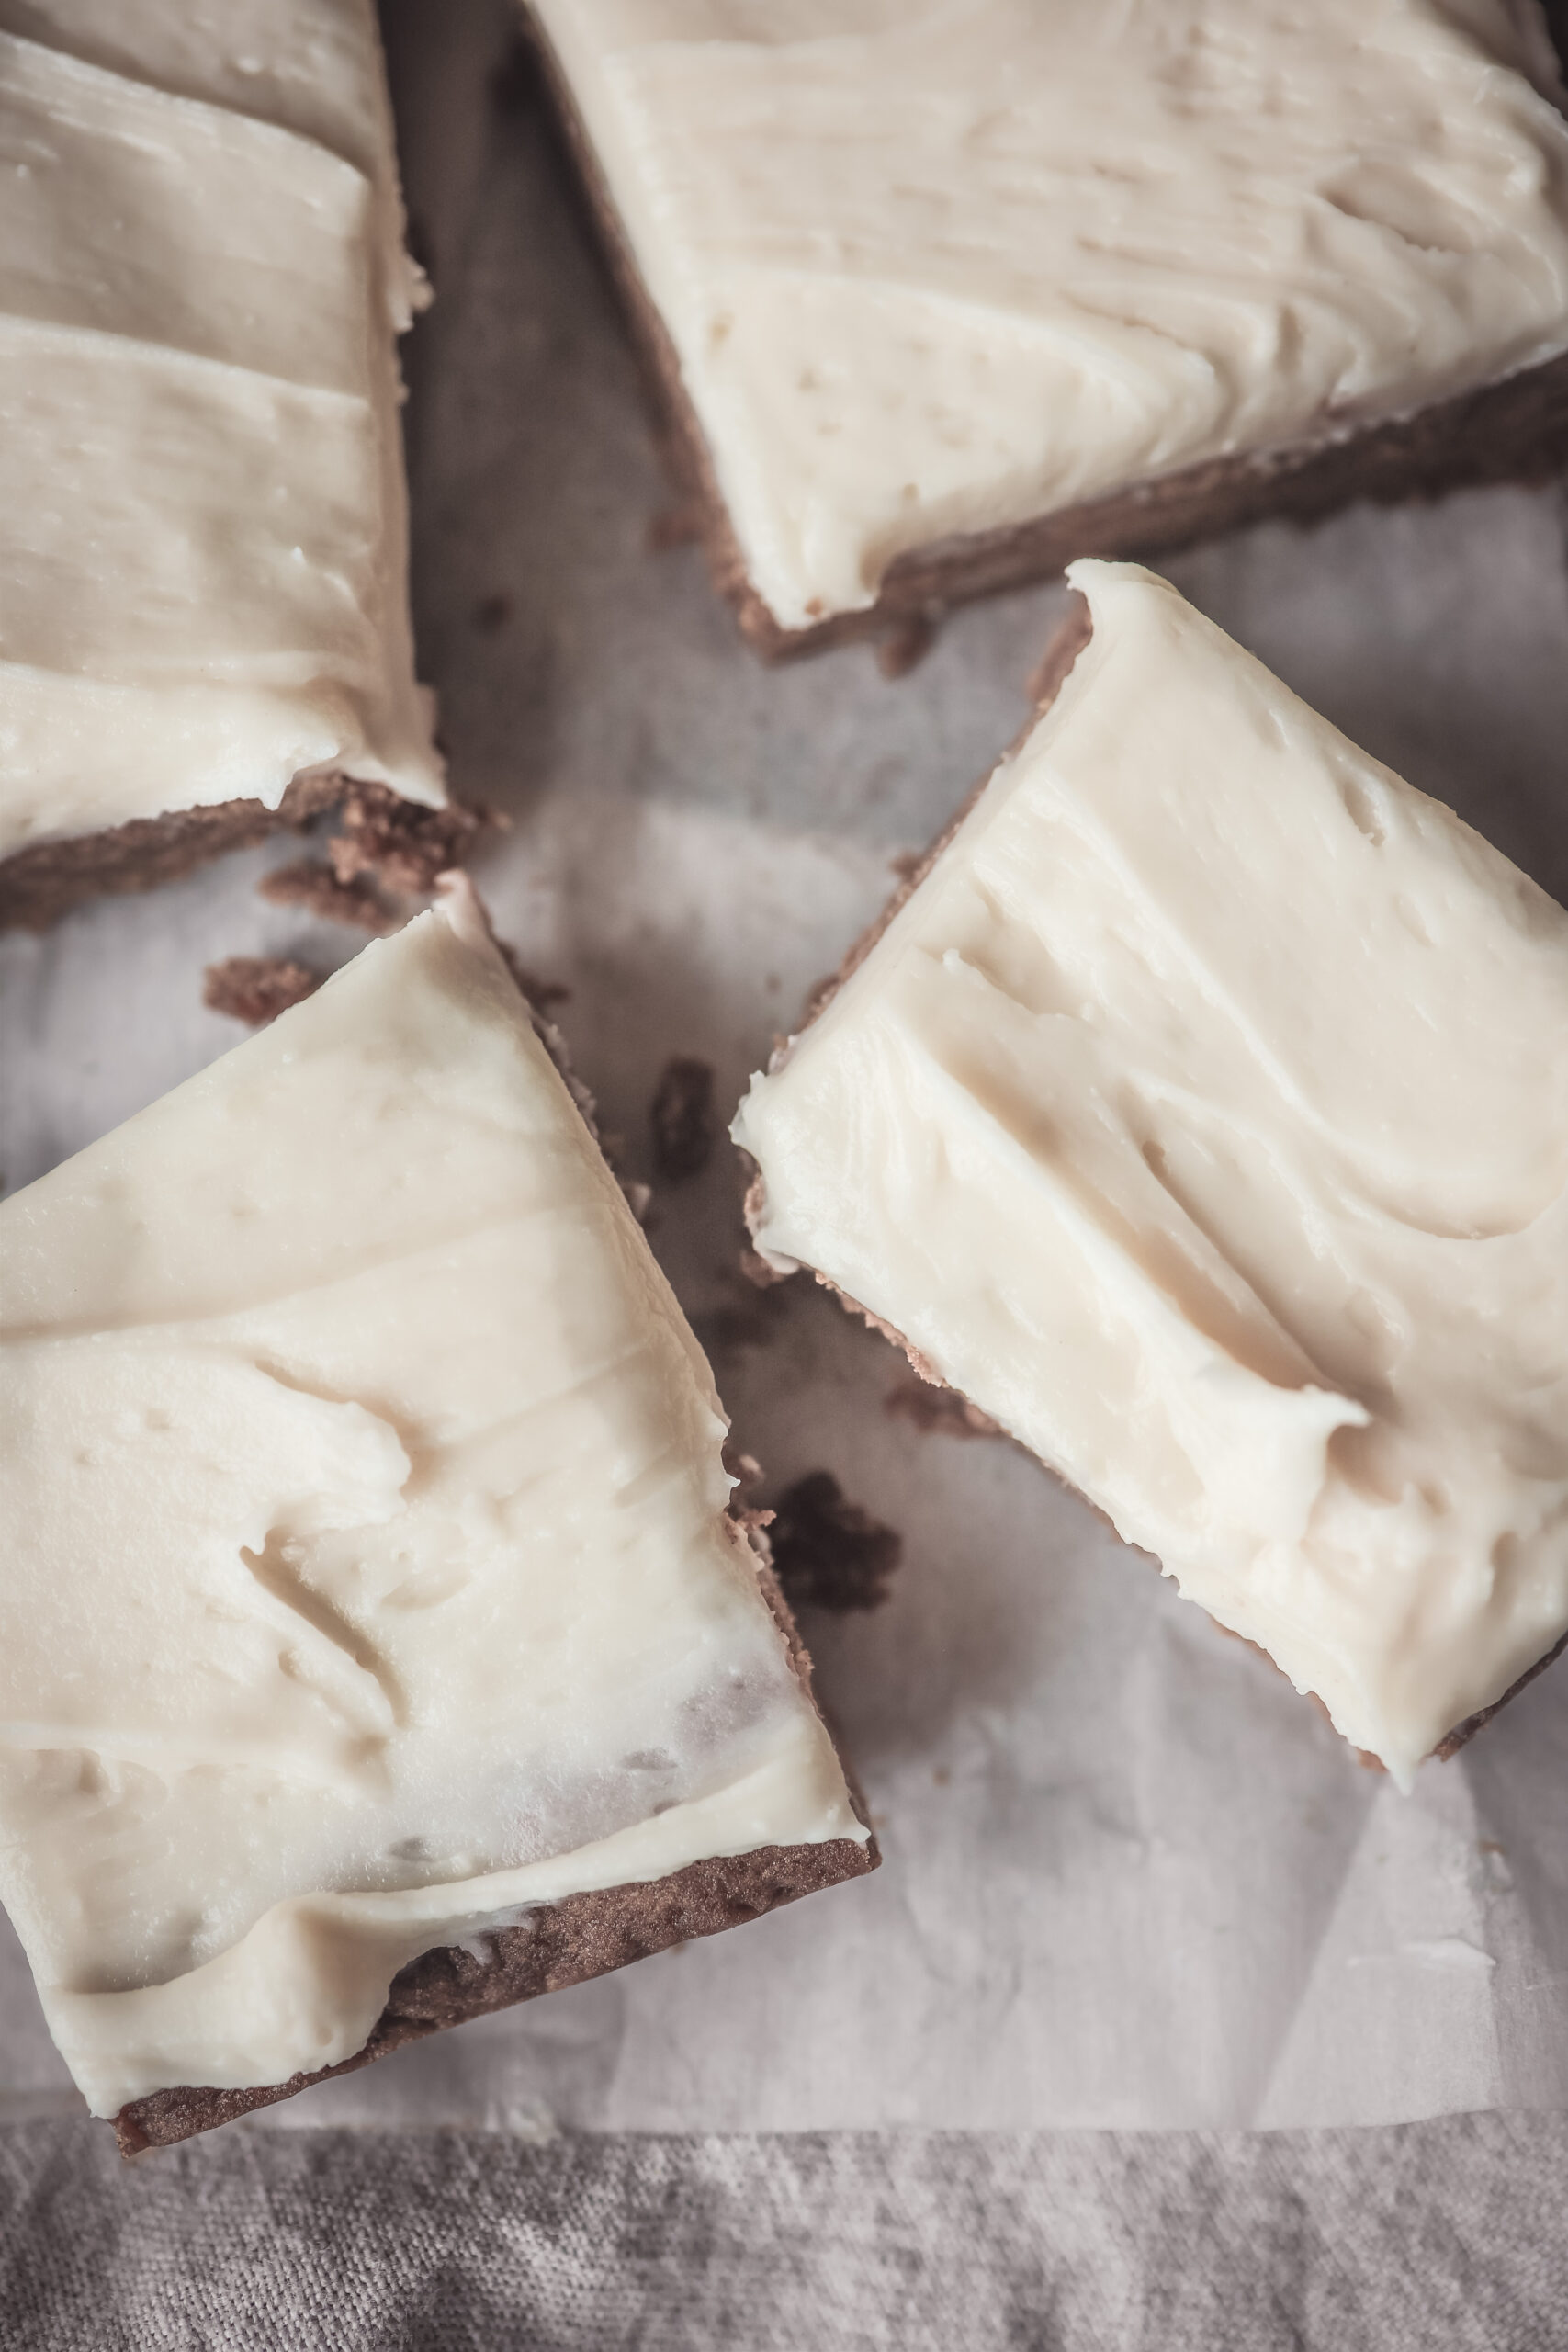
[[694, 1274, 791, 1356], [259, 860, 401, 933], [768, 1471, 903, 1616], [329, 784, 484, 897], [876, 611, 938, 679], [650, 1056, 716, 1183], [202, 956, 321, 1026], [648, 502, 705, 552]]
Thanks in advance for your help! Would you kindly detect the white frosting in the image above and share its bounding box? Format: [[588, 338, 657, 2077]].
[[0, 884, 863, 2116], [532, 0, 1568, 630], [0, 1, 443, 858], [734, 561, 1568, 1784]]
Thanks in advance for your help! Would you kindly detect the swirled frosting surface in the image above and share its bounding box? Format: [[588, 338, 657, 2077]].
[[534, 0, 1568, 628], [734, 562, 1568, 1781], [0, 0, 443, 857], [0, 887, 861, 2115]]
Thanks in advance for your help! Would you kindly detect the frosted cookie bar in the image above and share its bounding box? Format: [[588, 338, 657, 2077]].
[[734, 562, 1568, 1782], [0, 879, 872, 2150], [526, 0, 1568, 656], [0, 0, 448, 927]]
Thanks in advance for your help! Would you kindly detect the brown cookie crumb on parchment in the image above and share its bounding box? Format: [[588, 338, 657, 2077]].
[[875, 611, 939, 680], [767, 1472, 903, 1617], [693, 1273, 790, 1358], [648, 500, 705, 551], [650, 1056, 716, 1183], [202, 956, 321, 1027], [259, 859, 401, 933], [328, 783, 487, 898]]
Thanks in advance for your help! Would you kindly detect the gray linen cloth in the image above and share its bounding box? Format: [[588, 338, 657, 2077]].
[[4, 2116, 1567, 2350]]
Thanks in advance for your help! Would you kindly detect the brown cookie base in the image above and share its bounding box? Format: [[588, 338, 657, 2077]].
[[522, 13, 1568, 664], [0, 767, 485, 935], [1433, 1627, 1568, 1760], [116, 1828, 874, 2156], [0, 773, 348, 934], [739, 604, 1567, 1765]]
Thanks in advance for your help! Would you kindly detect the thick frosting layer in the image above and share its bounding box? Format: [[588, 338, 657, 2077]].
[[533, 0, 1568, 629], [734, 562, 1568, 1782], [0, 0, 443, 858], [0, 884, 862, 2116]]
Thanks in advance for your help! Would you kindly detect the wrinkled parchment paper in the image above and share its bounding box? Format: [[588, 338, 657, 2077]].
[[2, 0, 1565, 2134]]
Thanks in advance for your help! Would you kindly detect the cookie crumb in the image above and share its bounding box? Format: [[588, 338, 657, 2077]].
[[876, 611, 937, 680], [650, 1056, 716, 1184], [648, 502, 705, 552], [259, 860, 399, 933], [767, 1471, 902, 1616], [488, 37, 538, 116], [695, 1278, 790, 1355], [329, 783, 484, 897], [203, 956, 321, 1027]]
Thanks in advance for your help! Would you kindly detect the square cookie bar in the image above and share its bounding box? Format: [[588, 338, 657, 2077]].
[[734, 561, 1568, 1782], [0, 0, 448, 928], [528, 0, 1568, 655], [0, 878, 872, 2150]]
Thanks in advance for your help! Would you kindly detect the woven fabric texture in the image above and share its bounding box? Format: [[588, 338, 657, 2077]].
[[3, 2115, 1565, 2350]]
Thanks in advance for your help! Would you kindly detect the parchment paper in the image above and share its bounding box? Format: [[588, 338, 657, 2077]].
[[1, 0, 1564, 2135]]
